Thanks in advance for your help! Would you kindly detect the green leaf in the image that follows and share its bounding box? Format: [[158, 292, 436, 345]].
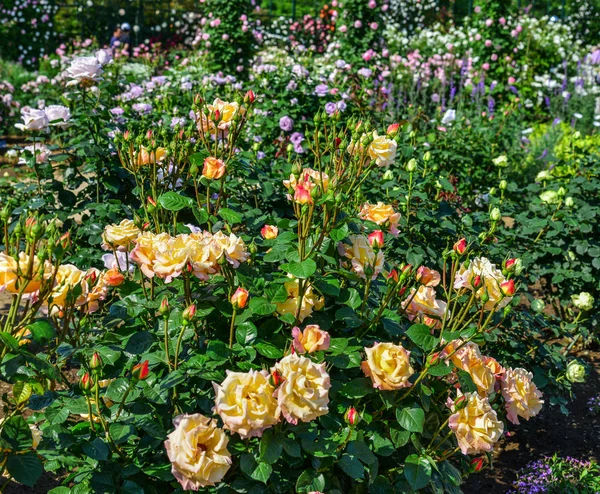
[[404, 454, 432, 490], [338, 453, 364, 479], [158, 191, 193, 211], [406, 324, 437, 351], [254, 340, 284, 359], [249, 297, 277, 316], [296, 470, 325, 493], [105, 378, 130, 402], [240, 453, 272, 483], [330, 223, 349, 242], [12, 382, 32, 404], [347, 441, 376, 465], [259, 431, 283, 465], [0, 332, 19, 352], [339, 378, 375, 399], [428, 363, 453, 376], [2, 415, 32, 450], [236, 321, 258, 346], [6, 452, 42, 487], [457, 370, 478, 393], [109, 423, 135, 444], [396, 405, 425, 433], [280, 259, 317, 279], [192, 207, 209, 225], [219, 208, 243, 224], [82, 437, 109, 461], [27, 319, 56, 344]]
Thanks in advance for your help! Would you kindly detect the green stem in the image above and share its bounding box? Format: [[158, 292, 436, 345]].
[[229, 308, 238, 349]]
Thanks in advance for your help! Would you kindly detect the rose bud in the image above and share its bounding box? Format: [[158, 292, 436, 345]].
[[470, 457, 485, 472], [59, 232, 71, 249], [471, 275, 482, 289], [90, 352, 103, 371], [202, 156, 226, 180], [427, 352, 440, 366], [400, 264, 413, 281], [104, 268, 125, 287], [182, 304, 196, 323], [131, 360, 150, 381], [453, 238, 467, 255], [334, 137, 342, 149], [504, 258, 517, 271], [81, 372, 94, 393], [214, 109, 221, 122], [270, 370, 284, 388], [159, 297, 170, 316], [398, 286, 407, 297], [231, 287, 249, 309], [261, 225, 279, 239], [85, 270, 98, 285], [244, 90, 255, 104], [368, 230, 384, 249], [500, 279, 515, 297], [294, 184, 312, 205], [480, 291, 490, 304], [454, 395, 467, 410], [344, 407, 360, 426], [147, 196, 157, 212], [387, 123, 400, 136], [387, 269, 399, 283]]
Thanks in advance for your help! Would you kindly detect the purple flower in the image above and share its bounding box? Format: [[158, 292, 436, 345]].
[[315, 83, 328, 97], [290, 132, 304, 145], [279, 116, 294, 132], [336, 100, 347, 112], [324, 102, 337, 115]]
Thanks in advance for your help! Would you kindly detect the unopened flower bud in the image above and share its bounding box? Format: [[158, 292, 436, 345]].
[[454, 395, 467, 410], [231, 287, 249, 309], [368, 230, 384, 249], [81, 372, 94, 393], [423, 151, 431, 162], [182, 304, 196, 323], [387, 123, 400, 136], [406, 158, 417, 172], [557, 186, 566, 197], [472, 275, 482, 288], [159, 297, 170, 316], [499, 180, 507, 190], [480, 290, 490, 303], [131, 360, 150, 381], [270, 370, 284, 388], [490, 207, 501, 222], [90, 352, 102, 371], [244, 90, 255, 104], [470, 457, 485, 472], [565, 197, 574, 208], [453, 238, 467, 255], [500, 279, 515, 297], [530, 299, 545, 313], [344, 407, 360, 426]]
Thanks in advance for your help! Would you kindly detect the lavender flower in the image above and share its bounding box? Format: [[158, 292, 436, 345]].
[[279, 116, 294, 132]]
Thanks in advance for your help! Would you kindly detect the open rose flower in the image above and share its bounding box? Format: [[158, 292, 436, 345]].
[[275, 278, 324, 322], [454, 257, 512, 311], [202, 157, 226, 179], [449, 392, 504, 455], [165, 414, 231, 490], [0, 252, 50, 297], [273, 353, 331, 424], [213, 370, 280, 438], [48, 264, 89, 313], [359, 202, 400, 236], [101, 219, 141, 251], [403, 286, 447, 328], [135, 146, 166, 166], [501, 368, 543, 425], [367, 131, 397, 166], [15, 107, 49, 131], [338, 234, 384, 280], [361, 342, 414, 390], [416, 266, 441, 286], [197, 98, 241, 134], [65, 56, 104, 87], [292, 325, 330, 354], [283, 168, 329, 195], [45, 105, 71, 127], [443, 341, 495, 395]]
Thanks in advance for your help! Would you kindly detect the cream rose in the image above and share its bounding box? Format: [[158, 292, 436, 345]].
[[338, 234, 384, 280], [361, 342, 414, 390], [151, 234, 190, 283], [101, 219, 141, 251], [501, 368, 543, 425], [49, 264, 88, 312], [273, 354, 330, 424], [449, 392, 504, 455], [275, 278, 324, 322], [358, 202, 400, 236], [403, 286, 447, 328], [197, 98, 240, 134], [15, 107, 49, 131], [0, 252, 48, 296], [292, 325, 330, 354], [130, 232, 171, 278], [65, 56, 104, 86], [454, 257, 512, 311], [213, 370, 280, 438], [367, 132, 397, 167], [165, 413, 232, 490]]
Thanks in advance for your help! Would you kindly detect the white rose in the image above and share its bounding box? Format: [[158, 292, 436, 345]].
[[15, 107, 49, 131], [441, 109, 456, 124], [65, 56, 104, 86], [45, 105, 71, 127], [96, 49, 112, 65]]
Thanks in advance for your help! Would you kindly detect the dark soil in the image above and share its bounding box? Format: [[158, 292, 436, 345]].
[[462, 349, 600, 493]]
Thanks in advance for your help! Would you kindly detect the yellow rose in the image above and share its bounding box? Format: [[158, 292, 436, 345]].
[[101, 219, 141, 251], [213, 370, 280, 438], [501, 368, 543, 425], [449, 392, 504, 455], [49, 264, 88, 313], [197, 98, 241, 134], [443, 341, 495, 395], [453, 257, 511, 311], [273, 354, 331, 424], [0, 252, 49, 296], [152, 234, 190, 283], [338, 234, 384, 280], [130, 231, 171, 278], [283, 168, 329, 195], [276, 278, 324, 322], [165, 413, 232, 490], [187, 234, 217, 281], [135, 146, 166, 166], [367, 132, 397, 167], [202, 156, 226, 180], [403, 286, 447, 328], [359, 202, 400, 236], [211, 231, 249, 269], [361, 342, 414, 390], [292, 325, 330, 354]]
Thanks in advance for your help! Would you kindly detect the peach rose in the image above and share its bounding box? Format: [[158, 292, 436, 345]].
[[454, 257, 512, 311], [165, 413, 231, 490], [275, 278, 324, 322], [403, 286, 447, 328], [367, 132, 397, 167], [197, 98, 240, 134], [210, 231, 249, 268], [151, 234, 190, 283], [84, 268, 109, 314], [292, 325, 330, 354], [283, 168, 329, 194], [361, 342, 414, 390], [449, 392, 504, 455], [261, 225, 278, 239], [231, 287, 249, 309], [104, 267, 125, 287], [273, 354, 331, 424], [359, 202, 400, 236], [338, 234, 385, 280], [0, 252, 49, 297], [443, 341, 495, 395], [49, 264, 88, 313], [101, 219, 141, 251], [501, 368, 543, 425], [213, 370, 280, 438], [130, 232, 171, 278], [416, 266, 441, 287], [135, 146, 166, 166], [202, 157, 226, 180]]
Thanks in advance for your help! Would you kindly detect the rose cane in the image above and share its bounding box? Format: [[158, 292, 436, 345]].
[[115, 360, 150, 420]]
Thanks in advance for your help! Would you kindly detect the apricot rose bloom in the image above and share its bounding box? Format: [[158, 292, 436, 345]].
[[135, 146, 166, 166], [454, 257, 513, 311], [197, 98, 241, 134], [358, 202, 400, 236], [164, 413, 232, 490], [273, 354, 331, 425], [202, 157, 226, 180], [403, 286, 447, 328], [283, 168, 330, 194], [449, 392, 504, 455], [501, 368, 544, 425], [292, 325, 330, 354], [416, 266, 441, 287], [101, 219, 141, 251], [275, 278, 324, 322], [261, 225, 279, 239], [0, 252, 50, 297], [338, 234, 384, 280], [367, 131, 398, 167], [212, 370, 280, 439], [443, 341, 495, 396], [361, 342, 414, 390]]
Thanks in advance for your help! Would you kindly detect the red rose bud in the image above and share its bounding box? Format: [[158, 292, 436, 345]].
[[270, 370, 284, 388], [244, 90, 255, 104], [159, 297, 170, 316], [194, 94, 203, 105], [123, 130, 131, 141], [59, 232, 71, 249], [472, 275, 482, 288], [428, 352, 440, 366], [147, 196, 157, 207], [81, 372, 94, 393], [334, 137, 342, 149], [90, 352, 103, 370], [398, 286, 407, 297], [146, 130, 153, 140], [368, 230, 384, 249], [344, 407, 360, 426], [454, 395, 467, 410], [231, 287, 249, 309], [182, 304, 196, 323], [132, 360, 150, 381], [453, 238, 467, 255], [387, 123, 400, 136], [500, 279, 515, 297], [85, 270, 97, 284], [387, 269, 399, 283], [142, 222, 150, 230], [470, 457, 485, 472], [214, 109, 221, 121]]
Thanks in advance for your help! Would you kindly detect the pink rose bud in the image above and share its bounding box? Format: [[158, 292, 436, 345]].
[[387, 123, 400, 136], [132, 360, 150, 381], [387, 269, 399, 283], [146, 130, 153, 140], [244, 90, 255, 104], [81, 372, 94, 393], [500, 279, 515, 297], [182, 304, 196, 322], [428, 352, 440, 366], [453, 238, 467, 255], [214, 109, 221, 122], [90, 352, 102, 370], [261, 225, 279, 239], [344, 407, 360, 425], [472, 275, 482, 288], [147, 196, 157, 207], [368, 230, 384, 249], [454, 395, 467, 409], [504, 258, 517, 271], [231, 287, 249, 309], [159, 297, 170, 316], [470, 457, 485, 472]]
